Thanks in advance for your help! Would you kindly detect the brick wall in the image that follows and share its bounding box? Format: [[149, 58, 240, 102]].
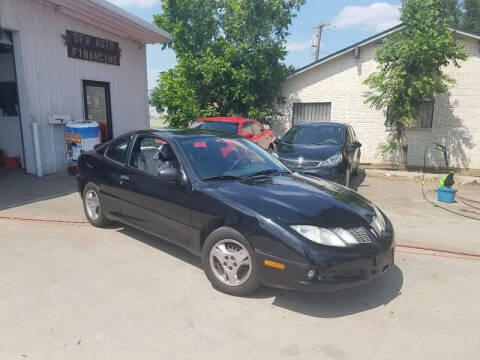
[[275, 34, 480, 170]]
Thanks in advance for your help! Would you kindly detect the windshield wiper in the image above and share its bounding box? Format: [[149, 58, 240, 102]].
[[203, 175, 243, 181], [246, 169, 289, 177]]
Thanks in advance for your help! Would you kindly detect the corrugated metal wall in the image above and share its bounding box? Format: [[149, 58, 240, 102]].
[[292, 102, 331, 124], [1, 0, 149, 175]]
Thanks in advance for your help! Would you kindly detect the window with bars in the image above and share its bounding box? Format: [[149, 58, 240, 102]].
[[386, 100, 434, 129]]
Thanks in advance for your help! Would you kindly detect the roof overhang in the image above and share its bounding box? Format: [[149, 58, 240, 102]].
[[288, 24, 480, 79], [39, 0, 172, 44]]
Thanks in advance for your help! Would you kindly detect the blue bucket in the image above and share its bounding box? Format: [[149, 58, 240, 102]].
[[437, 187, 457, 203]]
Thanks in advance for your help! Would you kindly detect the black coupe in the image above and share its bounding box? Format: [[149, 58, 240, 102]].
[[77, 129, 394, 296]]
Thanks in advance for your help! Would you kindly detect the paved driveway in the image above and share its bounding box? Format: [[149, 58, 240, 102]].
[[1, 172, 479, 359]]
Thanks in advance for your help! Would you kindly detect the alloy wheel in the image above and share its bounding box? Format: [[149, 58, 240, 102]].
[[209, 239, 252, 287], [85, 189, 100, 221]]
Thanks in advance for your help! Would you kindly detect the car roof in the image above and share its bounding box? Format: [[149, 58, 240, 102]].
[[133, 128, 242, 140], [295, 122, 347, 127], [196, 116, 255, 124]]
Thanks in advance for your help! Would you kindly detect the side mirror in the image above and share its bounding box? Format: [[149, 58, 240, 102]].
[[158, 167, 180, 182], [242, 132, 254, 139], [158, 167, 188, 186], [352, 141, 362, 148], [273, 138, 281, 145]]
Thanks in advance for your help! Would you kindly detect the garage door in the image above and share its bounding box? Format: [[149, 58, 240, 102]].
[[292, 102, 331, 124]]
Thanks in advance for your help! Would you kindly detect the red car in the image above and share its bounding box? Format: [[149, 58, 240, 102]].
[[189, 117, 276, 151]]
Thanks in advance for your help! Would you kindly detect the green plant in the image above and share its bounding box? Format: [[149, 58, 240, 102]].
[[363, 0, 467, 170], [150, 0, 305, 127]]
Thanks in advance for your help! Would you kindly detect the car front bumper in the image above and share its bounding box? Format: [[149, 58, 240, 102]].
[[256, 245, 395, 292], [300, 166, 345, 183]]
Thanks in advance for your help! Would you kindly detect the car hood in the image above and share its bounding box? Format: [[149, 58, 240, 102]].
[[202, 173, 376, 228], [276, 143, 342, 161]]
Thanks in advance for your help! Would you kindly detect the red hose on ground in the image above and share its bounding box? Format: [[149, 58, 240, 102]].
[[0, 216, 479, 258], [396, 243, 480, 258], [0, 215, 89, 225]]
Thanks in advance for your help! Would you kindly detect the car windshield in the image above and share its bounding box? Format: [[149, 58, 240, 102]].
[[282, 124, 345, 145], [179, 136, 288, 180], [189, 121, 239, 135]]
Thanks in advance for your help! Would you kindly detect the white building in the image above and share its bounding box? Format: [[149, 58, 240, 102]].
[[274, 25, 480, 170], [0, 0, 171, 176]]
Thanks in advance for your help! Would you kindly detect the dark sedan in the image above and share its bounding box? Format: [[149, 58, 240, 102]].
[[274, 122, 362, 187], [77, 129, 394, 296]]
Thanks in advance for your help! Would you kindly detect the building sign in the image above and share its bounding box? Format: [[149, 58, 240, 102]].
[[62, 30, 121, 66]]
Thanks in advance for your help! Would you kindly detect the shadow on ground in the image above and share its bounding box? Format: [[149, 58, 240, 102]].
[[118, 224, 403, 319], [350, 168, 367, 191], [0, 170, 77, 210]]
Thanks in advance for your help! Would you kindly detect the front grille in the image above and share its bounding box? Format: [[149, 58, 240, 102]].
[[278, 157, 320, 170], [348, 227, 372, 244]]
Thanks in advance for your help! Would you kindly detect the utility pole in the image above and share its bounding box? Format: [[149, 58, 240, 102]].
[[312, 22, 329, 61]]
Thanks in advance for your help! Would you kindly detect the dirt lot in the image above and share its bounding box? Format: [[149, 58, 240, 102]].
[[1, 171, 479, 359]]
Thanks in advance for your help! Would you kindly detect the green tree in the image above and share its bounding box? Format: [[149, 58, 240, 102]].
[[444, 0, 463, 26], [151, 0, 305, 127], [363, 0, 467, 170], [463, 0, 480, 31]]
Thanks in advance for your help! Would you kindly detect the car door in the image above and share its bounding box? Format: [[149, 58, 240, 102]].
[[115, 135, 192, 248], [100, 134, 135, 218]]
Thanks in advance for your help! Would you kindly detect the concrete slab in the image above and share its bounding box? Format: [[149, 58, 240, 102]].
[[0, 170, 77, 211], [0, 220, 479, 359]]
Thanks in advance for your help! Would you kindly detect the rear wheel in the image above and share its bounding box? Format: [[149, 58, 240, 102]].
[[82, 182, 111, 227], [202, 227, 261, 296]]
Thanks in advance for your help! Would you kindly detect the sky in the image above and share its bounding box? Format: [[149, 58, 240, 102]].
[[106, 0, 402, 90]]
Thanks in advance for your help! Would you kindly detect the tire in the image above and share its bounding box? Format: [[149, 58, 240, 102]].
[[344, 167, 351, 188], [353, 165, 359, 176], [82, 182, 111, 227], [202, 227, 261, 296], [353, 154, 360, 176]]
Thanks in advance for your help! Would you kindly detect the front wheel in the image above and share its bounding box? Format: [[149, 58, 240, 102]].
[[202, 227, 261, 296], [344, 167, 351, 188], [82, 182, 111, 227]]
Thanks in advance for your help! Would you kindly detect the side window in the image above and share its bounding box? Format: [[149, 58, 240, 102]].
[[251, 122, 263, 135], [129, 136, 179, 177], [105, 135, 132, 164], [242, 122, 254, 134]]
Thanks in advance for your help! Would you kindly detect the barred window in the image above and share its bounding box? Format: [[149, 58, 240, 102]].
[[411, 101, 434, 128], [386, 100, 434, 129]]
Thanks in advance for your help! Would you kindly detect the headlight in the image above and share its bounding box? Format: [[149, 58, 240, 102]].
[[319, 152, 342, 167], [371, 206, 387, 235], [290, 225, 363, 247]]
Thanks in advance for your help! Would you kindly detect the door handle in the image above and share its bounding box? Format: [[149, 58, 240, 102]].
[[120, 175, 130, 184]]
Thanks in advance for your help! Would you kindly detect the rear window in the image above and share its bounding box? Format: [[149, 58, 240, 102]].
[[189, 121, 239, 135]]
